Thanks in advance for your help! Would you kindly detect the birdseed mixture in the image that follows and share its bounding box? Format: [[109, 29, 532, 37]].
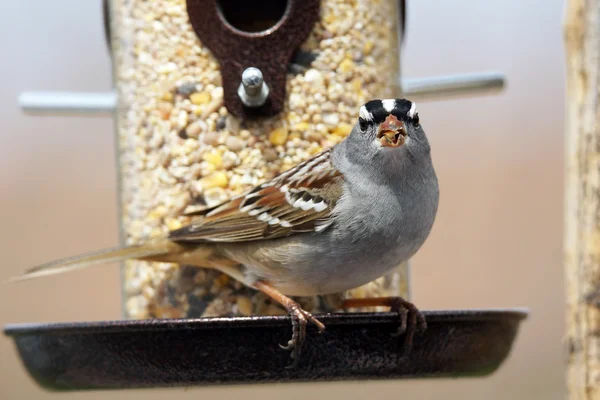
[[109, 0, 408, 319]]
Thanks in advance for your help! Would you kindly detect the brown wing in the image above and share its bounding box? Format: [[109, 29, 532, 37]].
[[168, 149, 344, 243]]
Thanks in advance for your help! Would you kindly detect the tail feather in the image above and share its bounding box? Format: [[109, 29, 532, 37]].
[[6, 239, 179, 283]]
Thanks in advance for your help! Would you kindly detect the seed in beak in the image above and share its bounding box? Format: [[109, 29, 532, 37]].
[[377, 115, 407, 147], [380, 130, 405, 146]]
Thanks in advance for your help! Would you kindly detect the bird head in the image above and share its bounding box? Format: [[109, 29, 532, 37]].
[[343, 98, 431, 169]]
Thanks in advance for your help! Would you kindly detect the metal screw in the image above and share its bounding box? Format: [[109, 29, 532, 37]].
[[238, 67, 269, 107]]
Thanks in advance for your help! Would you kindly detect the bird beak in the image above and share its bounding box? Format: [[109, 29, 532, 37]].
[[377, 115, 407, 148]]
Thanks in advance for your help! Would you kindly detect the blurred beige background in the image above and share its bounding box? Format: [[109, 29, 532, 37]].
[[0, 0, 566, 399]]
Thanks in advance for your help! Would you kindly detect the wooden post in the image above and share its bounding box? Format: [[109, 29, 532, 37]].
[[564, 0, 600, 398]]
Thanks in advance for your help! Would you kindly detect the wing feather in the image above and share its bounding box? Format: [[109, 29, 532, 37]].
[[169, 149, 343, 243]]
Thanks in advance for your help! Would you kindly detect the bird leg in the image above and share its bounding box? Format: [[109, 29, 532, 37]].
[[254, 281, 326, 367], [339, 296, 426, 356]]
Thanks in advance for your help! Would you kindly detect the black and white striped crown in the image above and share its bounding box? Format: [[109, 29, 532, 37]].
[[359, 99, 417, 124]]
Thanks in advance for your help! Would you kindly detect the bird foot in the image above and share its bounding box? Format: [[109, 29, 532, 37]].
[[387, 297, 427, 356], [340, 296, 426, 357], [279, 301, 325, 368], [253, 281, 325, 368]]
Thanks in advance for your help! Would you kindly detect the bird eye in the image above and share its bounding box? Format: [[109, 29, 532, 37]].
[[358, 118, 368, 132], [412, 113, 420, 127]]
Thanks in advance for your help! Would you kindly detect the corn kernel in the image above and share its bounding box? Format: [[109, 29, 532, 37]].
[[148, 205, 167, 219], [324, 13, 335, 26], [352, 78, 363, 93], [201, 171, 228, 188], [190, 92, 211, 105], [363, 40, 374, 55], [331, 123, 353, 137], [309, 145, 323, 155], [292, 122, 311, 132], [166, 218, 182, 230], [175, 46, 187, 58], [339, 58, 355, 74], [203, 150, 222, 168], [269, 127, 289, 145]]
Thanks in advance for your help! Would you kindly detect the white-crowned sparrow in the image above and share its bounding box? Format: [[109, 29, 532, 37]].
[[10, 98, 439, 366]]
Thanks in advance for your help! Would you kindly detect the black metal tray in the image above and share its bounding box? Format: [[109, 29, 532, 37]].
[[4, 308, 527, 391]]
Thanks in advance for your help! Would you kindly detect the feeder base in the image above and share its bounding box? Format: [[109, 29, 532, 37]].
[[4, 308, 527, 391]]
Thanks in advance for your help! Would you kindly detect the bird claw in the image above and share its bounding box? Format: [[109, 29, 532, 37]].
[[386, 297, 427, 357], [390, 307, 409, 337], [281, 302, 325, 368], [279, 341, 294, 351]]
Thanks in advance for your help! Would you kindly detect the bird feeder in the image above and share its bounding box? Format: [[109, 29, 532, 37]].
[[114, 0, 409, 321], [5, 0, 527, 391]]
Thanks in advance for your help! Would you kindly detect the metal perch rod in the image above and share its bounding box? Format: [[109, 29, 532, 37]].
[[401, 72, 505, 101], [18, 72, 506, 116]]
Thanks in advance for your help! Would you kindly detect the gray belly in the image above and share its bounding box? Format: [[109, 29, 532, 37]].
[[221, 179, 438, 296], [222, 223, 424, 296]]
